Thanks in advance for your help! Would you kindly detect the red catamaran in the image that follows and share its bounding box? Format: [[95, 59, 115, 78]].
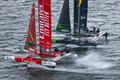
[[4, 0, 77, 67]]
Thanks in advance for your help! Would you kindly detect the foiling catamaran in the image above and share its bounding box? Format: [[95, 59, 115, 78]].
[[2, 0, 77, 67], [52, 0, 108, 47]]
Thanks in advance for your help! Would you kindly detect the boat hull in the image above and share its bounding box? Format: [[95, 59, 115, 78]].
[[55, 39, 97, 46], [52, 31, 107, 47]]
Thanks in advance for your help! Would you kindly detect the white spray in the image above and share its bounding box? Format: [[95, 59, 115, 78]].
[[75, 53, 114, 69]]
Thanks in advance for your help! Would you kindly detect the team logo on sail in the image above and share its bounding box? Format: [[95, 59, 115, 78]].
[[78, 0, 82, 7]]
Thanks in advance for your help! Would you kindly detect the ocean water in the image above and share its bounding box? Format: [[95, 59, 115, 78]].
[[0, 0, 120, 80]]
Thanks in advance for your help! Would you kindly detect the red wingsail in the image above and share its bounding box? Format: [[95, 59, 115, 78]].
[[24, 2, 36, 51], [38, 0, 52, 50]]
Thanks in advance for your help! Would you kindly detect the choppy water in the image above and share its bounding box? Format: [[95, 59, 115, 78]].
[[0, 0, 120, 80]]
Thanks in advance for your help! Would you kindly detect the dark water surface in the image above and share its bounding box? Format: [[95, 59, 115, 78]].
[[0, 0, 120, 80]]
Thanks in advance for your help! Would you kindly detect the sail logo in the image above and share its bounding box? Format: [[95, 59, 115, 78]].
[[39, 5, 44, 40], [81, 16, 86, 19], [38, 0, 51, 48], [44, 11, 50, 37], [39, 5, 50, 38], [78, 0, 83, 7]]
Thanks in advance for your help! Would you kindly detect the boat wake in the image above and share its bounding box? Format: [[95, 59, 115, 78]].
[[75, 53, 115, 70]]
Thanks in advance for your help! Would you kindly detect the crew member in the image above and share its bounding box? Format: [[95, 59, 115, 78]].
[[96, 28, 100, 33], [103, 32, 109, 43], [93, 27, 96, 32]]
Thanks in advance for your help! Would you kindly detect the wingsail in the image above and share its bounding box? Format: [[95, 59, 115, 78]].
[[24, 2, 36, 51], [38, 0, 52, 50], [74, 0, 88, 35], [56, 0, 71, 33]]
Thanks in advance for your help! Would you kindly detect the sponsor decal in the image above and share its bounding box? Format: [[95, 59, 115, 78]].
[[38, 0, 51, 49], [81, 16, 87, 19], [78, 0, 82, 7]]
